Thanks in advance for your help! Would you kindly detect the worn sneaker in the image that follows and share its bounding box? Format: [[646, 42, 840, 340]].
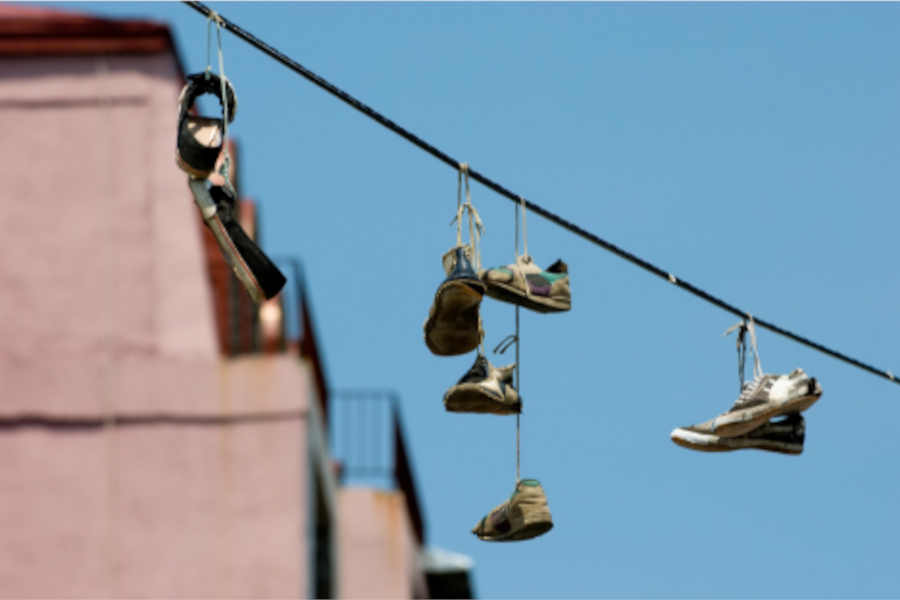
[[676, 369, 822, 439], [176, 72, 237, 179], [671, 413, 806, 455], [188, 179, 285, 303], [444, 353, 520, 415], [424, 246, 486, 356], [472, 479, 553, 542], [480, 255, 570, 313]]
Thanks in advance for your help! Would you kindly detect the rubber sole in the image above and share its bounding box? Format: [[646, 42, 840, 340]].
[[444, 384, 520, 415], [711, 391, 820, 438], [477, 508, 554, 542], [483, 279, 569, 313], [424, 280, 484, 356], [670, 428, 802, 455]]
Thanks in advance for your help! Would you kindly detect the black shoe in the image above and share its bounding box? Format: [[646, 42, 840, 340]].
[[176, 72, 237, 179], [671, 413, 806, 455], [188, 179, 285, 303]]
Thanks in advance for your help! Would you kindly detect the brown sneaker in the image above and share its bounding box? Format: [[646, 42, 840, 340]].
[[444, 353, 520, 415], [674, 368, 822, 439], [480, 255, 570, 313], [471, 479, 553, 542], [424, 246, 486, 356]]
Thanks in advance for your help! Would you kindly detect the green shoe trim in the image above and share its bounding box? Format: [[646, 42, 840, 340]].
[[539, 271, 567, 283]]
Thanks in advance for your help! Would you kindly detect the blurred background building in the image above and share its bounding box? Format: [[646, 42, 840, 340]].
[[0, 5, 473, 598]]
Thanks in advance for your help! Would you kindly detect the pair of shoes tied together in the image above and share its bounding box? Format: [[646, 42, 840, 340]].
[[671, 368, 822, 454], [472, 479, 554, 542], [177, 70, 286, 304]]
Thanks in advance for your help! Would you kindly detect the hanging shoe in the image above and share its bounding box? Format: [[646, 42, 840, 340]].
[[480, 255, 571, 313], [176, 72, 237, 179], [472, 479, 553, 542], [423, 245, 486, 356], [674, 369, 822, 440], [444, 353, 520, 415], [671, 412, 806, 455], [188, 178, 285, 303]]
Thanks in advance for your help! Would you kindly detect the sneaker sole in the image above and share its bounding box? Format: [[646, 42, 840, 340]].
[[670, 427, 803, 455], [483, 280, 569, 313], [711, 392, 820, 438], [444, 384, 520, 415], [424, 280, 484, 356], [477, 510, 554, 542]]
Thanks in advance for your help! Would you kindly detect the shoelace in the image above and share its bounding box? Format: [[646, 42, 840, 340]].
[[733, 373, 767, 409], [725, 317, 763, 391], [451, 163, 484, 270]]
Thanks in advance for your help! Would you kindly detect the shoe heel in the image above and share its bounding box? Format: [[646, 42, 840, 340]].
[[512, 506, 553, 541]]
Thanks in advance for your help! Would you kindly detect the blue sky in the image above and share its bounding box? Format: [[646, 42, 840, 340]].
[[52, 2, 900, 597]]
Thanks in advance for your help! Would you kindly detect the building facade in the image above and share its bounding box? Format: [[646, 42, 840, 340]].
[[0, 5, 470, 598]]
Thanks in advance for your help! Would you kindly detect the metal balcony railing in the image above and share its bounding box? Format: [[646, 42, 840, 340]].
[[330, 390, 425, 545]]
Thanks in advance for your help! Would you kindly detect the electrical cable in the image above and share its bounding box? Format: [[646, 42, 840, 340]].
[[182, 1, 900, 388]]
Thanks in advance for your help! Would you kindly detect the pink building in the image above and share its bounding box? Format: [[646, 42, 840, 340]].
[[0, 5, 472, 598]]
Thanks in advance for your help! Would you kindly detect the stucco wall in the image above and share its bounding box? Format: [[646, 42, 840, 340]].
[[0, 355, 312, 598], [0, 53, 314, 597], [338, 487, 427, 599], [0, 53, 218, 383]]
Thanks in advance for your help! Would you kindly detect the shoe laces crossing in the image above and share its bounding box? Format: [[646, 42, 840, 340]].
[[733, 373, 766, 410]]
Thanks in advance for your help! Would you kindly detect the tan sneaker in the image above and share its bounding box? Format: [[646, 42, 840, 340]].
[[424, 246, 486, 356], [472, 479, 553, 542], [444, 353, 520, 415], [480, 255, 570, 313], [674, 369, 822, 439]]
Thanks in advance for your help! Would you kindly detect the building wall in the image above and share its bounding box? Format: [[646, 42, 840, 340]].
[[0, 355, 311, 598], [1, 53, 216, 372], [339, 488, 428, 599], [0, 52, 317, 597]]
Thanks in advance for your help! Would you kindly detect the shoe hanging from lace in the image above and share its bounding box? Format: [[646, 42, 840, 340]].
[[725, 316, 764, 392], [451, 162, 484, 271]]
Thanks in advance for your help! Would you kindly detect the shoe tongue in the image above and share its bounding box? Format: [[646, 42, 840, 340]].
[[496, 364, 515, 384], [442, 245, 472, 276], [515, 254, 543, 274], [459, 353, 490, 384]]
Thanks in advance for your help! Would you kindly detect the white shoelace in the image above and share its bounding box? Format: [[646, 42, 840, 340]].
[[452, 163, 484, 270], [725, 316, 763, 391]]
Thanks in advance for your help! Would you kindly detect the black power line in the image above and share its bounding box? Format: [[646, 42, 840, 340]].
[[183, 0, 899, 388]]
